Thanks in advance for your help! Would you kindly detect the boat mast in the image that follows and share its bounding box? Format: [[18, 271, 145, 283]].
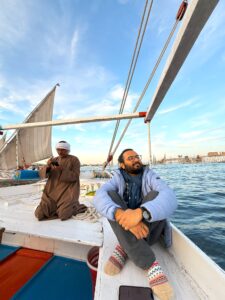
[[16, 133, 19, 169], [147, 122, 152, 166]]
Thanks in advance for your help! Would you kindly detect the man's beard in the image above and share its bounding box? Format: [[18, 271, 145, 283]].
[[124, 162, 143, 174]]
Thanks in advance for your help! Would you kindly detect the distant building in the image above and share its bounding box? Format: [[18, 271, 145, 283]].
[[156, 151, 225, 164], [196, 155, 202, 162], [208, 152, 219, 157]]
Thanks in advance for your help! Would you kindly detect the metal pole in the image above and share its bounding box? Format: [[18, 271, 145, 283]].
[[147, 122, 152, 166]]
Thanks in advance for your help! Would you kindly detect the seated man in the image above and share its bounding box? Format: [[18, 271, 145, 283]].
[[35, 141, 86, 221], [93, 149, 177, 300]]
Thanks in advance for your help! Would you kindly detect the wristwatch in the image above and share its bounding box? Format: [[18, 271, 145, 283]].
[[141, 207, 151, 221]]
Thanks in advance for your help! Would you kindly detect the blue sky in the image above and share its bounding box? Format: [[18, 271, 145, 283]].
[[0, 0, 225, 164]]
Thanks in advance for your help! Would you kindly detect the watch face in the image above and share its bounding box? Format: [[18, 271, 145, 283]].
[[143, 210, 149, 220]]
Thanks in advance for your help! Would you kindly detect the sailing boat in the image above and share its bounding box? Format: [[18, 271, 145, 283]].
[[0, 84, 58, 182], [0, 1, 225, 299]]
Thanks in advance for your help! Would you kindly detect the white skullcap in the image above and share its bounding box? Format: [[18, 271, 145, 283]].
[[55, 141, 70, 151]]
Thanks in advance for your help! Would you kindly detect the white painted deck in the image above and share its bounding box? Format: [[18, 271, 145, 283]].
[[94, 219, 225, 300], [0, 183, 103, 247]]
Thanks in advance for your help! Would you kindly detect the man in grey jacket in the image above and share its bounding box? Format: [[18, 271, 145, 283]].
[[93, 148, 177, 300]]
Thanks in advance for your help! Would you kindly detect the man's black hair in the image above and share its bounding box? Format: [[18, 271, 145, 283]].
[[118, 148, 133, 163], [58, 140, 67, 143]]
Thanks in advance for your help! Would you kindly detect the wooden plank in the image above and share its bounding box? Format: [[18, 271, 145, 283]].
[[145, 0, 219, 122]]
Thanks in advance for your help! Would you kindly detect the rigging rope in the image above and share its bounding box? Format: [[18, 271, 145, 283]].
[[105, 0, 154, 169], [107, 0, 188, 162]]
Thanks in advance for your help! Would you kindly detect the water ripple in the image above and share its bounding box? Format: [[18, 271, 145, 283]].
[[154, 162, 225, 270]]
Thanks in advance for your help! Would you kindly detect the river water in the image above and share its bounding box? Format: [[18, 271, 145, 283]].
[[152, 162, 225, 271]]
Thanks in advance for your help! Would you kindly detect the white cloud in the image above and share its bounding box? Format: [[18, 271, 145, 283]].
[[54, 84, 138, 125], [179, 130, 203, 139], [190, 115, 211, 128], [177, 135, 225, 148], [198, 2, 225, 51], [43, 23, 87, 67], [186, 1, 225, 66], [70, 29, 79, 62], [158, 98, 197, 115], [0, 112, 9, 121], [0, 75, 6, 89], [0, 80, 59, 118], [0, 99, 24, 115], [0, 0, 29, 47], [73, 124, 86, 132], [151, 126, 225, 158], [152, 131, 167, 147], [161, 125, 168, 129], [206, 125, 225, 136], [0, 2, 86, 70], [107, 84, 139, 112], [108, 84, 124, 100], [57, 123, 86, 132], [0, 79, 66, 129]]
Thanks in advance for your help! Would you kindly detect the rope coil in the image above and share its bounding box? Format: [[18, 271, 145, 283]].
[[72, 207, 101, 223]]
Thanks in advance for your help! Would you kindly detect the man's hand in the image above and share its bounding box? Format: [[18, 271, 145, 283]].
[[46, 158, 62, 171], [116, 208, 142, 230], [51, 165, 62, 170], [129, 222, 149, 239], [115, 208, 124, 220], [47, 157, 53, 167]]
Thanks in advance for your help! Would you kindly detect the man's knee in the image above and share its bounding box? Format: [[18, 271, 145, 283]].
[[108, 190, 120, 201], [107, 191, 127, 209], [35, 205, 46, 221], [35, 198, 57, 221], [57, 208, 73, 221]]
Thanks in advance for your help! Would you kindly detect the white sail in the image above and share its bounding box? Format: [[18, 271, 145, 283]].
[[0, 134, 6, 151], [0, 85, 58, 170]]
